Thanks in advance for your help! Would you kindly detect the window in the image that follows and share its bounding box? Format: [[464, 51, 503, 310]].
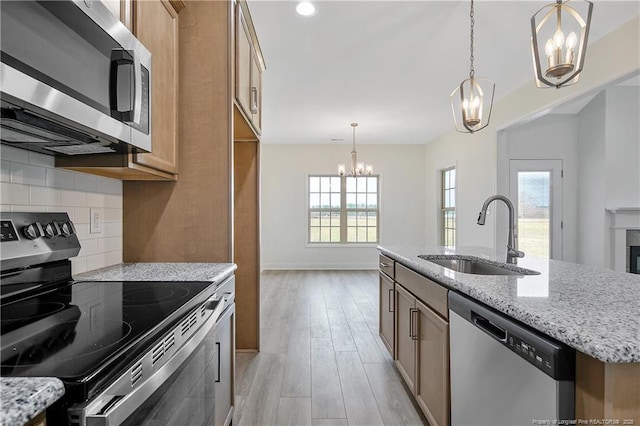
[[309, 175, 379, 244], [441, 167, 456, 247]]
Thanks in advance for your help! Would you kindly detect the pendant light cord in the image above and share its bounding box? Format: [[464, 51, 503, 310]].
[[469, 0, 475, 79]]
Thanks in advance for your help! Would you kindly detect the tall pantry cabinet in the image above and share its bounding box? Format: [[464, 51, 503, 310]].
[[122, 0, 264, 352]]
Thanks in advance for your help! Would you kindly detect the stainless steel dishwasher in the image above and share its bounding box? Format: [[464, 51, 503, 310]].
[[449, 291, 575, 426]]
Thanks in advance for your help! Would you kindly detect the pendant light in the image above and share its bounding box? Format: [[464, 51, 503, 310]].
[[450, 0, 495, 134], [531, 0, 593, 88], [338, 123, 372, 176]]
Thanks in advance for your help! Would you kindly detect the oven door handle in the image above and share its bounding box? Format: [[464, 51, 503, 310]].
[[83, 299, 225, 426]]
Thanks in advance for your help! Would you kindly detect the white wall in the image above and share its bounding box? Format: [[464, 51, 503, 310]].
[[604, 86, 640, 209], [424, 17, 640, 258], [576, 92, 607, 267], [574, 85, 640, 268], [0, 146, 123, 274], [497, 114, 579, 262], [261, 143, 426, 269]]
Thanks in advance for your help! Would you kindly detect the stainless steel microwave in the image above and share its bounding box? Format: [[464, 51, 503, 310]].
[[0, 0, 151, 155]]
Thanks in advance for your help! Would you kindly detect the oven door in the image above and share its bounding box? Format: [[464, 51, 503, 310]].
[[0, 0, 151, 153], [75, 299, 224, 426]]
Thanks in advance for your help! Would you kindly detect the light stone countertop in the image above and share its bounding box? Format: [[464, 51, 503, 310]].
[[0, 378, 64, 426], [379, 245, 640, 363], [73, 262, 237, 283], [2, 262, 236, 425]]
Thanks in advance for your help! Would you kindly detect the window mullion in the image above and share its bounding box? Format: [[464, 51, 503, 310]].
[[340, 176, 347, 243]]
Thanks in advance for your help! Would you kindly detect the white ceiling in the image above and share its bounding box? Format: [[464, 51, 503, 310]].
[[248, 0, 640, 145]]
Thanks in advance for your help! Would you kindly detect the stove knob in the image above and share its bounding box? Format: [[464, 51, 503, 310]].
[[23, 222, 44, 240], [60, 221, 76, 237], [43, 222, 61, 238]]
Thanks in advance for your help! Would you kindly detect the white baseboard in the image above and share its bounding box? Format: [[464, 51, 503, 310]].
[[261, 263, 378, 271]]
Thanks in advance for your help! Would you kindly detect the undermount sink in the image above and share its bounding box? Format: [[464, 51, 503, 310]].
[[418, 255, 540, 276]]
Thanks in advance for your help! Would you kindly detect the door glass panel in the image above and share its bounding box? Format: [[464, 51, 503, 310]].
[[517, 171, 550, 258]]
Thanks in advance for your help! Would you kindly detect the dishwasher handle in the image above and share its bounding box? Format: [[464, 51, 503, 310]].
[[472, 311, 507, 342]]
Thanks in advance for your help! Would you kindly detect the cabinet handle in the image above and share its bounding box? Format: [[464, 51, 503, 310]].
[[250, 87, 258, 114], [388, 289, 394, 313], [411, 309, 419, 341], [408, 308, 414, 338], [380, 262, 390, 268], [215, 342, 221, 383]]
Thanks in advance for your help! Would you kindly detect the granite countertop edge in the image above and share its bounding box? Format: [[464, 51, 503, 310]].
[[0, 377, 64, 426], [73, 262, 238, 283], [378, 246, 640, 364]]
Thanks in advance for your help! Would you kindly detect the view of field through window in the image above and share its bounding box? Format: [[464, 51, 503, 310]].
[[442, 168, 456, 247], [517, 171, 551, 258], [309, 175, 379, 243]]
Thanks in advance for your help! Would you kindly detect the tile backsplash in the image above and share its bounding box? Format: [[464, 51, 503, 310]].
[[1, 145, 123, 275]]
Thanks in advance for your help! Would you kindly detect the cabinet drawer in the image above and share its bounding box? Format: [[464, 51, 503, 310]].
[[395, 263, 448, 320], [379, 254, 395, 278]]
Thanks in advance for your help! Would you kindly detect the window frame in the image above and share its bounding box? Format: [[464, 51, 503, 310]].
[[307, 174, 380, 245], [441, 167, 456, 248]]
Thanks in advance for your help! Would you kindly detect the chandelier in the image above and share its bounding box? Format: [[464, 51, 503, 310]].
[[531, 0, 593, 88], [338, 123, 372, 176], [450, 0, 495, 134]]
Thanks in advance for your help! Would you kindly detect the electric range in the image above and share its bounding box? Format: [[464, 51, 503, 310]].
[[0, 212, 230, 425]]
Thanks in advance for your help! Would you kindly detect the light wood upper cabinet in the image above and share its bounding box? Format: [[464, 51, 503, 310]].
[[131, 0, 180, 175], [234, 0, 265, 141], [58, 0, 183, 180]]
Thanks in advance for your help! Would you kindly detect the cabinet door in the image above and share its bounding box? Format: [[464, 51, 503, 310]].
[[236, 6, 252, 119], [379, 272, 394, 358], [395, 284, 416, 393], [415, 299, 450, 426], [213, 306, 235, 426], [133, 0, 179, 174]]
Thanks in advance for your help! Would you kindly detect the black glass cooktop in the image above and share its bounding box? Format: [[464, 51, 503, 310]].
[[0, 281, 214, 387]]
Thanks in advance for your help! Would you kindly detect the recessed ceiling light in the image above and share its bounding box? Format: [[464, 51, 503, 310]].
[[296, 1, 316, 17]]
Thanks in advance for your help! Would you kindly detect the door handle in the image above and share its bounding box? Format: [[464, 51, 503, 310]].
[[215, 342, 221, 383], [388, 289, 394, 313], [472, 312, 507, 342], [250, 87, 258, 114], [411, 309, 419, 341], [109, 49, 142, 125]]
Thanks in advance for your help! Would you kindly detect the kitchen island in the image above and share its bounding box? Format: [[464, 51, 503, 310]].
[[379, 245, 640, 422], [1, 262, 236, 426]]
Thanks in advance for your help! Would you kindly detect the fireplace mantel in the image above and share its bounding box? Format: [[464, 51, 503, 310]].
[[605, 208, 640, 272]]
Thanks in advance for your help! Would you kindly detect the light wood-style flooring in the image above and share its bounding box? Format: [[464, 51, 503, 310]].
[[234, 270, 427, 426]]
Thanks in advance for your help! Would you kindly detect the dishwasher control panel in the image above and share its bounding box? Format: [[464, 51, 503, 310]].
[[508, 334, 553, 374]]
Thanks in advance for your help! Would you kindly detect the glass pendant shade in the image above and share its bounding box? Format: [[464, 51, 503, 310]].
[[450, 77, 495, 133], [531, 0, 593, 88]]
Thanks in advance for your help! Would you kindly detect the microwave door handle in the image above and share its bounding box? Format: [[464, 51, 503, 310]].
[[109, 49, 135, 123], [132, 50, 142, 125]]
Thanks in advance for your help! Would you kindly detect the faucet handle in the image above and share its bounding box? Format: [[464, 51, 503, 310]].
[[507, 246, 525, 258]]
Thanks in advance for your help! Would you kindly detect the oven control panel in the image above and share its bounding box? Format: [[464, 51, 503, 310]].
[[0, 221, 19, 242], [0, 212, 81, 272]]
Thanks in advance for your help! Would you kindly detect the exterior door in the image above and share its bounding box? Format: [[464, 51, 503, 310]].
[[509, 159, 563, 259]]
